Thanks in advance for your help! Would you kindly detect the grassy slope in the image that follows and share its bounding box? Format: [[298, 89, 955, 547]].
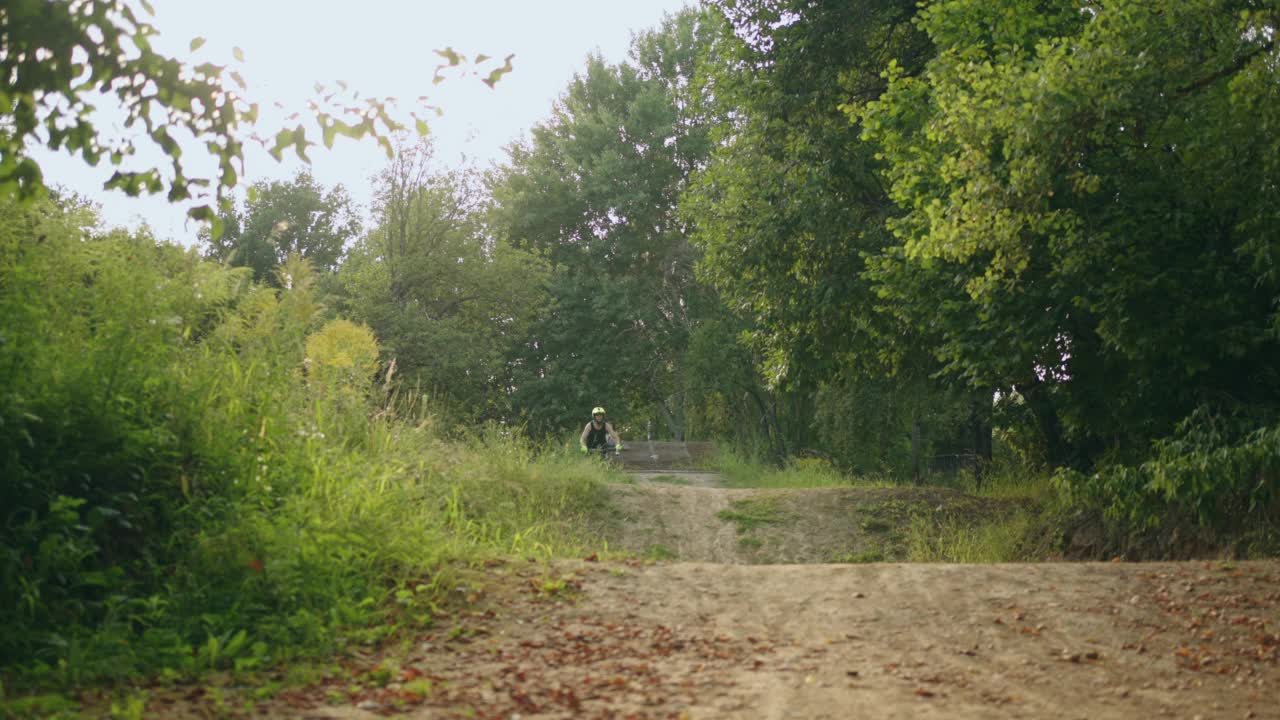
[[0, 208, 621, 708], [704, 448, 1057, 563]]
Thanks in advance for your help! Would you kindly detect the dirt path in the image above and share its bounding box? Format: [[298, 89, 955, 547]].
[[626, 471, 726, 488], [292, 559, 1279, 719], [189, 443, 1279, 718], [605, 483, 743, 562]]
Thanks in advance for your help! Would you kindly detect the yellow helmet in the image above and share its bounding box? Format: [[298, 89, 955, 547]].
[[592, 406, 606, 416]]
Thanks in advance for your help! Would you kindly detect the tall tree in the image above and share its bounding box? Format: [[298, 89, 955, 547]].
[[338, 139, 549, 423], [203, 171, 361, 284], [490, 10, 727, 439], [860, 0, 1280, 466], [682, 0, 982, 471], [687, 0, 932, 384]]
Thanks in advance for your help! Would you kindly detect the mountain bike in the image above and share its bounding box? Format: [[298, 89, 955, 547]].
[[586, 442, 622, 466]]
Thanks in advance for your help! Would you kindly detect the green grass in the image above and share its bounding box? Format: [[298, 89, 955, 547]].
[[905, 510, 1037, 563], [645, 544, 678, 561], [861, 518, 893, 534], [0, 692, 80, 720], [833, 549, 886, 563], [717, 496, 787, 532], [645, 474, 692, 485], [903, 464, 1057, 562]]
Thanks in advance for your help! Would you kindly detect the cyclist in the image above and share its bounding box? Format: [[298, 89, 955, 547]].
[[580, 406, 623, 456]]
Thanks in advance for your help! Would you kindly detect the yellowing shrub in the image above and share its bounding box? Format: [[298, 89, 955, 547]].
[[305, 319, 381, 394]]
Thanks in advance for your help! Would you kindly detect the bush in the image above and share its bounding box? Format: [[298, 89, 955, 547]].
[[1056, 407, 1280, 531]]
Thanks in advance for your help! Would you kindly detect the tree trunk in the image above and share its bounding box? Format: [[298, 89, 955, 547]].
[[972, 391, 993, 489], [1015, 381, 1072, 469], [648, 371, 683, 440], [910, 416, 922, 484], [745, 388, 783, 461], [877, 423, 889, 472], [657, 398, 682, 441]]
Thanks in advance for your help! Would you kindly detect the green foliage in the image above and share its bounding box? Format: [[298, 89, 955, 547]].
[[0, 1, 452, 221], [680, 316, 787, 455], [490, 9, 729, 440], [686, 0, 933, 386], [686, 1, 989, 465], [306, 319, 380, 395], [0, 691, 80, 719], [1058, 409, 1280, 531], [860, 0, 1280, 465], [6, 5, 1280, 707], [692, 0, 1280, 523], [813, 375, 983, 479], [0, 195, 606, 690], [203, 172, 361, 283], [337, 138, 550, 426]]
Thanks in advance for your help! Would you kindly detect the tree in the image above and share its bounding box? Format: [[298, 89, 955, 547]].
[[687, 0, 932, 383], [338, 138, 549, 424], [202, 172, 361, 284], [0, 0, 511, 221], [860, 0, 1280, 466], [489, 9, 728, 439], [682, 0, 987, 471]]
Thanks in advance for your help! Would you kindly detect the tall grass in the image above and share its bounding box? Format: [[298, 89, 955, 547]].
[[905, 511, 1037, 563], [0, 199, 610, 689], [940, 463, 1057, 503], [904, 461, 1057, 562]]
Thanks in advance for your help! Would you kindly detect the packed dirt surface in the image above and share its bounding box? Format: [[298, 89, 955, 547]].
[[286, 559, 1279, 719], [605, 483, 744, 563], [145, 443, 1280, 718]]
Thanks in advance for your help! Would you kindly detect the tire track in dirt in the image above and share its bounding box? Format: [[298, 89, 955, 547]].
[[604, 483, 753, 563]]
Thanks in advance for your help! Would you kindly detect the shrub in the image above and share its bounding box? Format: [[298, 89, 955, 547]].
[[1056, 407, 1280, 531]]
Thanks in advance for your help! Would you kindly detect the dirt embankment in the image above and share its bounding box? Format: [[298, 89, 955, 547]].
[[600, 442, 1025, 564], [601, 483, 1023, 564]]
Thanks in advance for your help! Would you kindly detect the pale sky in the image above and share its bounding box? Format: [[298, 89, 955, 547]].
[[33, 0, 693, 242]]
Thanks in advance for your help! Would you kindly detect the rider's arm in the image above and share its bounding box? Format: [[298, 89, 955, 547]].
[[579, 423, 592, 448], [606, 423, 622, 446]]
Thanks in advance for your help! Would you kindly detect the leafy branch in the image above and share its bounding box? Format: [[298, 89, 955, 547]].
[[0, 1, 514, 230]]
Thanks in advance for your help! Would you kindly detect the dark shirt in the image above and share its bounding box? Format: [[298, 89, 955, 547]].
[[585, 421, 613, 448]]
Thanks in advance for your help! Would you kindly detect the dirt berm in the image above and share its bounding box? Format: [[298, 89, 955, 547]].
[[199, 443, 1280, 718]]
